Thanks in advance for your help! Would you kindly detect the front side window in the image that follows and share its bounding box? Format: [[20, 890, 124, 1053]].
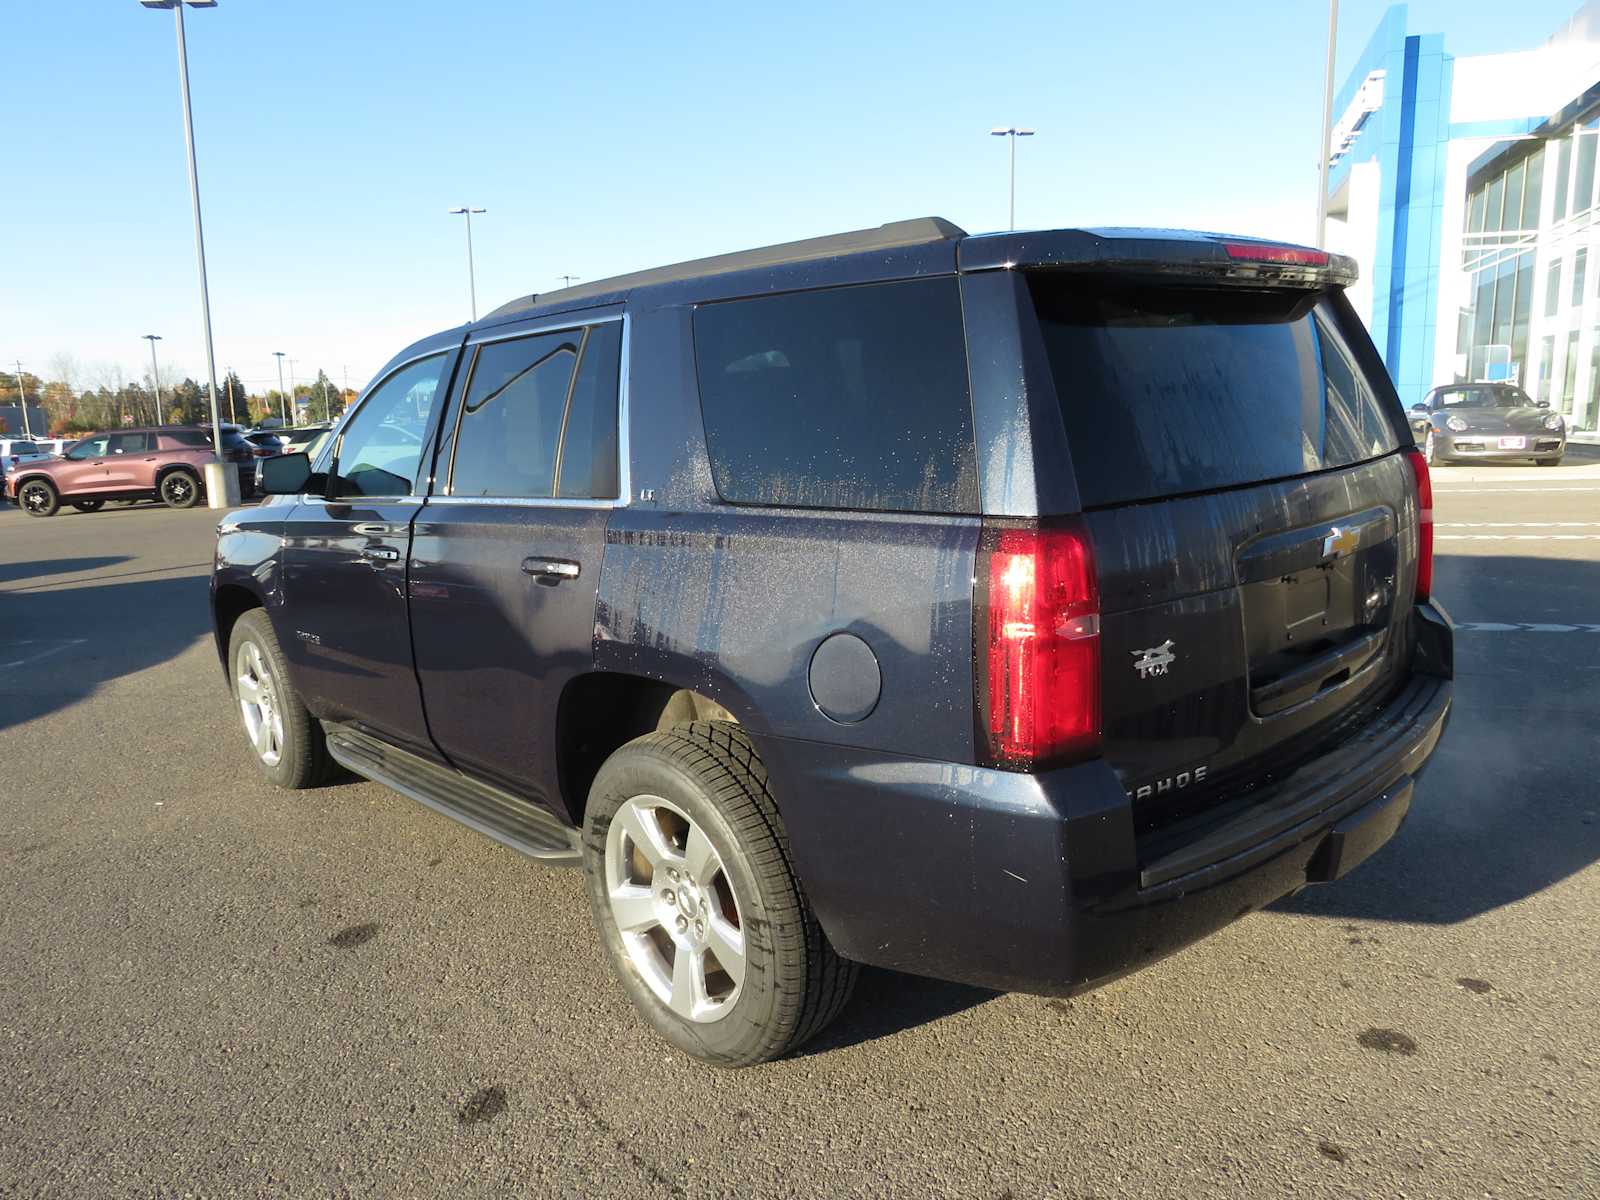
[[330, 354, 448, 498], [693, 278, 977, 513], [66, 435, 111, 460]]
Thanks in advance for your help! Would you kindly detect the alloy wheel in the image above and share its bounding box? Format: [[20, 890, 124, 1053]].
[[21, 484, 50, 513], [163, 474, 194, 505], [604, 795, 746, 1023], [235, 639, 284, 767]]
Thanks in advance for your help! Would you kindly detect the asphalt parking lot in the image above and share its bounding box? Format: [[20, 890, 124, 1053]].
[[2, 457, 1598, 1199]]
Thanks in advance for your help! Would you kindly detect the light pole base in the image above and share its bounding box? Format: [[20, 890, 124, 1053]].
[[204, 460, 240, 509]]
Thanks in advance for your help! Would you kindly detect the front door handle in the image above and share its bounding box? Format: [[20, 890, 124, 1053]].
[[354, 522, 401, 536], [521, 557, 580, 581], [361, 546, 400, 562]]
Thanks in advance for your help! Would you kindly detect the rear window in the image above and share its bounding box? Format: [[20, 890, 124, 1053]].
[[9, 442, 38, 454], [1030, 277, 1402, 508], [693, 278, 977, 513]]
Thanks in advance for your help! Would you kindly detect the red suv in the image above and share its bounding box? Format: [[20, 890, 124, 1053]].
[[4, 426, 254, 516]]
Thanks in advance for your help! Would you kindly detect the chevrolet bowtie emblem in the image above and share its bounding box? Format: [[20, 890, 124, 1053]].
[[1322, 526, 1360, 559]]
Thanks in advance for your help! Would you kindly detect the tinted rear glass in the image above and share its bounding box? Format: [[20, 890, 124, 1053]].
[[693, 278, 977, 513], [1030, 277, 1401, 508], [162, 430, 210, 447]]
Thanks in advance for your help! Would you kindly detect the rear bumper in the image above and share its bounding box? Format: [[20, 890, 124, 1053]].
[[761, 604, 1453, 996]]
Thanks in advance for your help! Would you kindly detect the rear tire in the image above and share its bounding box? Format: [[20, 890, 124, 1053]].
[[70, 499, 104, 513], [228, 609, 335, 789], [1536, 456, 1562, 466], [160, 469, 201, 509], [582, 721, 858, 1067], [18, 479, 58, 517]]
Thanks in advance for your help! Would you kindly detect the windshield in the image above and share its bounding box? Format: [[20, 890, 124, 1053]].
[[1434, 386, 1532, 409]]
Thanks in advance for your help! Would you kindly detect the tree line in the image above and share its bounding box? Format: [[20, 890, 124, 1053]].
[[1, 366, 354, 436]]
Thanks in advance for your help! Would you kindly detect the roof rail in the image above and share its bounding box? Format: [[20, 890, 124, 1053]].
[[484, 216, 966, 320]]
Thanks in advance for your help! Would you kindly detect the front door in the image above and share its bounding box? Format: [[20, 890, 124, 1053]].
[[409, 314, 624, 811], [54, 433, 115, 494], [279, 347, 458, 758]]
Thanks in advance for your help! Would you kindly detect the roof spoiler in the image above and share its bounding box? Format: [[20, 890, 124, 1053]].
[[960, 228, 1358, 289]]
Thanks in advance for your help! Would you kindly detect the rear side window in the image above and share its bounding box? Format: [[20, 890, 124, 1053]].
[[693, 278, 977, 513], [1030, 277, 1401, 508], [447, 320, 625, 500], [109, 432, 152, 454]]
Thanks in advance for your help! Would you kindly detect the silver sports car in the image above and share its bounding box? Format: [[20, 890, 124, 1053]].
[[1409, 382, 1566, 466]]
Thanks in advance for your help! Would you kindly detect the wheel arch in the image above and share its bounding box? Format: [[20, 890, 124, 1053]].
[[212, 581, 265, 674], [555, 670, 744, 827]]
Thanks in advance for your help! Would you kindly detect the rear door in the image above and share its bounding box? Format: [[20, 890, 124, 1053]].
[[102, 431, 155, 491], [408, 313, 623, 809], [1026, 275, 1416, 847], [279, 349, 457, 758]]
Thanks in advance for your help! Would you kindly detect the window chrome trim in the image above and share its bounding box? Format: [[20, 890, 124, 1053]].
[[436, 310, 631, 508]]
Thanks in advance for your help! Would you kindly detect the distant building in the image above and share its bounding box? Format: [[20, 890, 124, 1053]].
[[0, 405, 49, 437], [1327, 2, 1600, 430]]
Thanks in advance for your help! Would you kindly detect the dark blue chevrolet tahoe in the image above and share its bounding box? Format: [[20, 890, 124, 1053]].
[[212, 218, 1453, 1066]]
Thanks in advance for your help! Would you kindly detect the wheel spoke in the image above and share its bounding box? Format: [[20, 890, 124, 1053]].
[[669, 946, 705, 1019], [252, 717, 272, 756], [236, 673, 261, 703], [609, 885, 659, 933], [615, 803, 678, 870], [704, 915, 745, 987], [683, 824, 717, 889]]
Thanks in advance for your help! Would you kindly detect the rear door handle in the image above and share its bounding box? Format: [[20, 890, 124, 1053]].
[[354, 522, 402, 536], [521, 557, 580, 581], [361, 546, 400, 562]]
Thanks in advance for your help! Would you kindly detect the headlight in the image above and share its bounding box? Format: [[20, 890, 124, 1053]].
[[1544, 413, 1563, 430], [1445, 414, 1470, 432]]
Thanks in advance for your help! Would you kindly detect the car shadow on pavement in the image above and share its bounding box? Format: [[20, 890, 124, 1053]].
[[1274, 552, 1600, 926], [0, 572, 213, 732], [0, 556, 130, 585], [792, 968, 1000, 1057]]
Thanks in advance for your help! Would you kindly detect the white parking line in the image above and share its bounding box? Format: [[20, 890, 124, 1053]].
[[1454, 622, 1600, 632], [1437, 534, 1600, 540], [1437, 522, 1600, 527], [0, 639, 88, 670], [1432, 486, 1600, 493]]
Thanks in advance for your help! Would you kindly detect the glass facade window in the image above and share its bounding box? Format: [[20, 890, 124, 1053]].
[[1562, 329, 1581, 413], [1522, 148, 1544, 231], [1539, 335, 1556, 400], [1575, 248, 1589, 307], [1577, 131, 1598, 217], [1554, 138, 1572, 221], [1546, 260, 1563, 318]]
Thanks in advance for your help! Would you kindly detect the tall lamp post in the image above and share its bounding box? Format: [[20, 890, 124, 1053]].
[[989, 126, 1035, 231], [142, 333, 165, 424], [1315, 0, 1340, 248], [12, 360, 33, 438], [139, 0, 234, 507], [449, 206, 486, 320], [273, 351, 289, 423]]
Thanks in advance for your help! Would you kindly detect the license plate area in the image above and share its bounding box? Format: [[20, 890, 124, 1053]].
[[1236, 506, 1398, 717], [1498, 435, 1527, 449]]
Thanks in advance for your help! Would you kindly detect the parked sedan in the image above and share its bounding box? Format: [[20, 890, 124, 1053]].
[[1410, 383, 1566, 465]]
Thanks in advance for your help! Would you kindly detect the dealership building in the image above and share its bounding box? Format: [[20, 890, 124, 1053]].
[[1327, 2, 1600, 430]]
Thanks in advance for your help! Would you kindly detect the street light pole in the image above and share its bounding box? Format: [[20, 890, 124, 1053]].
[[288, 357, 297, 421], [141, 0, 231, 505], [12, 360, 32, 438], [1315, 0, 1340, 249], [989, 127, 1035, 231], [273, 351, 288, 423], [142, 334, 165, 424], [449, 206, 486, 320]]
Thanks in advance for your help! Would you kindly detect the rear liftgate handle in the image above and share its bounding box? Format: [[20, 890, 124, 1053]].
[[522, 557, 581, 583]]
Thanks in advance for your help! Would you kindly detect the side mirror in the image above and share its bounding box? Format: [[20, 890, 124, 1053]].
[[1536, 399, 1551, 408], [260, 451, 313, 494]]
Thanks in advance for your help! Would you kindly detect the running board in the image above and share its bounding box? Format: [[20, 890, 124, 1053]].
[[323, 724, 581, 866]]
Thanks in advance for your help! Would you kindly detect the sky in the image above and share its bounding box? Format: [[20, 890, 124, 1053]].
[[3, 0, 1588, 399]]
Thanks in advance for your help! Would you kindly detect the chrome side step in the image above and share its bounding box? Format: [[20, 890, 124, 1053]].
[[323, 724, 581, 866]]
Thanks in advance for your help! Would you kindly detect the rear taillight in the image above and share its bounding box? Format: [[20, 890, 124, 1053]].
[[1404, 448, 1433, 602], [976, 519, 1101, 770]]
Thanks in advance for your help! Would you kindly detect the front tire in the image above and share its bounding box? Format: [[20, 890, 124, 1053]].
[[1424, 429, 1448, 466], [1536, 456, 1563, 467], [18, 479, 58, 517], [160, 469, 200, 509], [228, 609, 334, 789], [582, 722, 858, 1067]]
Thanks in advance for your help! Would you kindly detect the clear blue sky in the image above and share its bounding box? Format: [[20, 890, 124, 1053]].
[[2, 0, 1584, 399]]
